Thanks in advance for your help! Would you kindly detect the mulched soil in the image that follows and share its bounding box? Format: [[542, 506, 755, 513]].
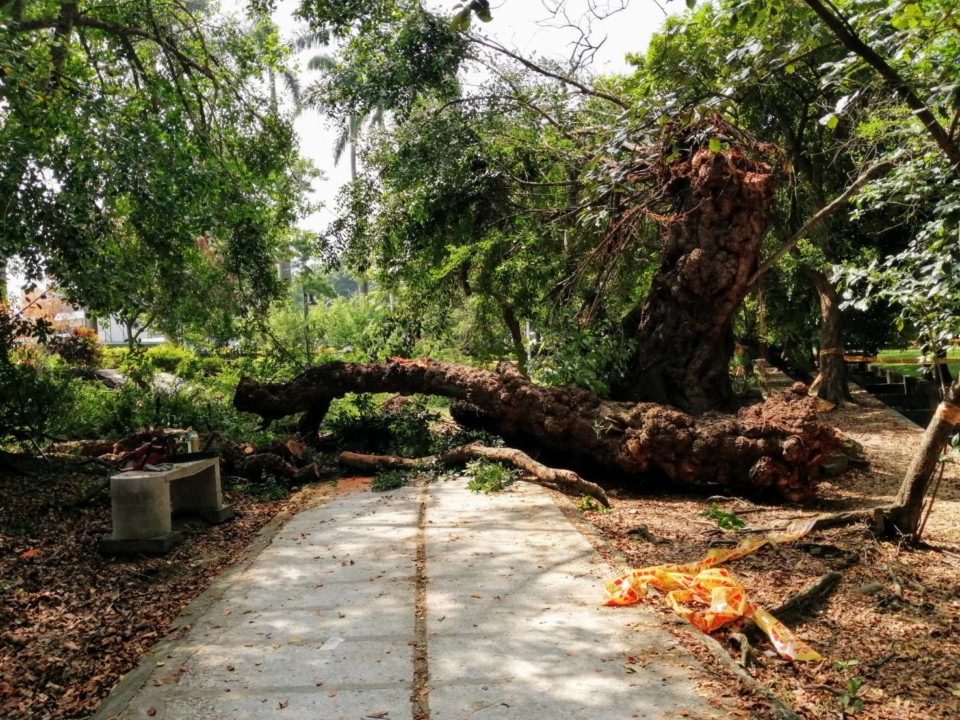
[[583, 368, 960, 720], [0, 463, 337, 720]]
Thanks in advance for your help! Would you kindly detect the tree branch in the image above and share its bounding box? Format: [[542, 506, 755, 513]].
[[747, 160, 895, 287], [467, 35, 629, 110], [338, 442, 611, 506], [801, 0, 960, 170], [13, 13, 217, 82]]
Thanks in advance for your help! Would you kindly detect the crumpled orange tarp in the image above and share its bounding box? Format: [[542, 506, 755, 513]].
[[604, 519, 822, 662]]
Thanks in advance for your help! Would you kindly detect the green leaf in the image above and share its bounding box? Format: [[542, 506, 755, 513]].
[[785, 64, 795, 74], [708, 138, 723, 152], [686, 0, 696, 8]]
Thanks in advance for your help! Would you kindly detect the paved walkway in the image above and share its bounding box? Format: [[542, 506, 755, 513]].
[[97, 480, 729, 719]]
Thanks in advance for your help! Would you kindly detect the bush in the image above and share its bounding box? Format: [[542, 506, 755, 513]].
[[323, 394, 438, 457], [101, 347, 128, 369], [0, 361, 74, 447], [47, 327, 103, 369], [146, 343, 197, 374], [371, 469, 416, 492]]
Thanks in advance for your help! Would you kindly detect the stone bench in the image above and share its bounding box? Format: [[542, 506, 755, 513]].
[[99, 458, 234, 554]]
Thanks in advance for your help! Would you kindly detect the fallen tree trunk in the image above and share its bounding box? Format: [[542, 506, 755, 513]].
[[339, 443, 611, 506], [234, 359, 843, 502]]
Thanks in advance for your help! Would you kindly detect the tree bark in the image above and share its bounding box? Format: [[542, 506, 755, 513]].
[[234, 358, 842, 502], [803, 265, 851, 406], [887, 379, 960, 534], [338, 442, 611, 506], [496, 299, 528, 376], [615, 149, 775, 414]]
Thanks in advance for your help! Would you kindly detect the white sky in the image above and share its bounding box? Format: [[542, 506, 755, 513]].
[[271, 0, 681, 230]]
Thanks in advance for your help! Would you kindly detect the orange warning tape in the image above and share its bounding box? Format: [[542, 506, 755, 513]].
[[936, 402, 960, 425], [604, 519, 821, 662], [843, 355, 950, 365]]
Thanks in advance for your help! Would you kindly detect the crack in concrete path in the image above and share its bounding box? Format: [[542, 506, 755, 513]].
[[412, 484, 430, 720]]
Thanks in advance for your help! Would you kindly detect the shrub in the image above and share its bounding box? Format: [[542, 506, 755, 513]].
[[371, 469, 416, 492], [101, 347, 129, 369], [47, 327, 104, 369], [323, 394, 438, 457], [146, 343, 197, 374], [0, 362, 74, 447]]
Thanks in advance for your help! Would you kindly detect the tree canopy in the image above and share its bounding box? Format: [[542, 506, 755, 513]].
[[1, 0, 312, 341]]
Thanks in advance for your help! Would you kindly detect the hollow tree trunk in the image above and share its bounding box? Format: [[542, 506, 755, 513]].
[[615, 149, 775, 414], [234, 358, 842, 502], [887, 379, 960, 535], [803, 265, 851, 406]]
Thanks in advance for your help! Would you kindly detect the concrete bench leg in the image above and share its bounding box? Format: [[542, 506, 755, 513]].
[[169, 463, 234, 523], [100, 476, 183, 554]]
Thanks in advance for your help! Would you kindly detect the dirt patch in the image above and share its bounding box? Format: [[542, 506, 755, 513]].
[[0, 464, 365, 720], [581, 378, 960, 719]]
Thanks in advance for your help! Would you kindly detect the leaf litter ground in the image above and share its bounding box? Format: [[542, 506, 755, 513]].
[[582, 374, 960, 719], [0, 465, 346, 720]]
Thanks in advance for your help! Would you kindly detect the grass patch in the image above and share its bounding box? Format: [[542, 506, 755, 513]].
[[873, 348, 960, 380]]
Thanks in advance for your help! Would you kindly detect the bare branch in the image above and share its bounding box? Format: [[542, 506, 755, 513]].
[[467, 35, 629, 109]]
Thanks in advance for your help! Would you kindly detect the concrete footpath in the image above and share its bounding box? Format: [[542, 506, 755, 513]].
[[96, 480, 730, 719]]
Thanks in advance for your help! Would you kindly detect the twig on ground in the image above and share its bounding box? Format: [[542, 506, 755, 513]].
[[691, 631, 801, 720]]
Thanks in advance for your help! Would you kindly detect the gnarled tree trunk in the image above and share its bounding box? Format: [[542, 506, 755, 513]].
[[615, 149, 775, 414], [234, 358, 842, 502]]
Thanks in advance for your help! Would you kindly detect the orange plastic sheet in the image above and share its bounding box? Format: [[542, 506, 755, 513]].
[[604, 519, 821, 662]]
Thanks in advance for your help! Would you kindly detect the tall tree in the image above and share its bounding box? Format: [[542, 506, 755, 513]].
[[0, 1, 309, 344]]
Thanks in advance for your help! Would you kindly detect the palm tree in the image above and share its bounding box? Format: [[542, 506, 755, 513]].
[[295, 32, 385, 294]]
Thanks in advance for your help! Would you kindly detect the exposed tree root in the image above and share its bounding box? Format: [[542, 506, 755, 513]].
[[771, 571, 843, 624], [338, 442, 612, 507], [694, 631, 800, 720]]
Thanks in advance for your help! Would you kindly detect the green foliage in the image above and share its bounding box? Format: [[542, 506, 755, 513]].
[[323, 394, 438, 457], [577, 495, 611, 514], [371, 469, 416, 492], [0, 360, 74, 447], [145, 344, 196, 374], [701, 502, 746, 531], [47, 327, 103, 369], [531, 314, 635, 398], [299, 1, 467, 120], [465, 459, 516, 494], [833, 659, 865, 714], [1, 1, 310, 348]]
